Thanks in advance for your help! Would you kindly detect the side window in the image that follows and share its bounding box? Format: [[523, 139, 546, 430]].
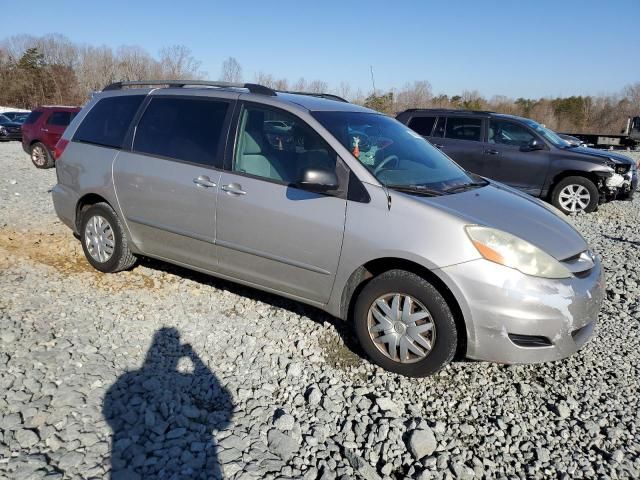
[[133, 97, 229, 166], [407, 116, 436, 137], [73, 95, 145, 148], [445, 117, 482, 142], [23, 111, 43, 125], [46, 111, 77, 126], [234, 106, 337, 184], [489, 120, 535, 146], [432, 116, 446, 138]]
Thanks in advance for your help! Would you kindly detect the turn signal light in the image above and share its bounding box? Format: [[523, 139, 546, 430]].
[[54, 139, 69, 160]]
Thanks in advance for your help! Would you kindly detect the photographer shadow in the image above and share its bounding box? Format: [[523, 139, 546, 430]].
[[103, 327, 233, 479]]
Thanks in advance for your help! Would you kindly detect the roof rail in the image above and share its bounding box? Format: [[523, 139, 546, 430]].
[[102, 80, 276, 96], [279, 91, 349, 103], [403, 108, 495, 114]]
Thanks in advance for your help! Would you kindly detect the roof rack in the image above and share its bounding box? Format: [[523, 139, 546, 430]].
[[403, 108, 495, 114], [279, 91, 349, 103], [102, 80, 276, 96]]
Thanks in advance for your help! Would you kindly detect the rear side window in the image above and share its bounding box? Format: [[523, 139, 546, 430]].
[[74, 95, 145, 149], [47, 111, 77, 126], [23, 111, 43, 125], [133, 97, 229, 166], [432, 117, 446, 138], [408, 116, 436, 137], [445, 117, 482, 142]]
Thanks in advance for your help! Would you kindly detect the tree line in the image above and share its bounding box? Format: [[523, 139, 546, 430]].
[[1, 33, 639, 134]]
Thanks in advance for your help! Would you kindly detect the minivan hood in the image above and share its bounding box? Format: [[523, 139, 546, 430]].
[[570, 146, 635, 165], [415, 184, 587, 260]]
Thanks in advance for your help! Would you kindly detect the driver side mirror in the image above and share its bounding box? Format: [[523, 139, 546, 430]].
[[521, 138, 545, 152], [296, 167, 339, 192]]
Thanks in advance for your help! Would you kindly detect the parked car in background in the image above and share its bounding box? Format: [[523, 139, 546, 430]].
[[21, 106, 80, 168], [0, 114, 23, 141], [51, 80, 604, 377], [2, 111, 31, 123], [397, 109, 638, 214]]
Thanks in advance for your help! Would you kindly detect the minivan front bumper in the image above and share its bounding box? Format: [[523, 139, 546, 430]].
[[438, 257, 605, 364]]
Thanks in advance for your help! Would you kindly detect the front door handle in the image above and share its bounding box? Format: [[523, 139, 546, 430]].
[[41, 128, 49, 133], [193, 175, 217, 188], [433, 143, 444, 149], [485, 149, 500, 155], [221, 183, 246, 195]]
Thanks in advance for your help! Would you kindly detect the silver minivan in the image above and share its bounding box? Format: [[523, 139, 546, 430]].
[[52, 80, 604, 377]]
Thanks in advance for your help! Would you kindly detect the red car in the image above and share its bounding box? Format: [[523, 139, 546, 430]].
[[22, 106, 80, 168]]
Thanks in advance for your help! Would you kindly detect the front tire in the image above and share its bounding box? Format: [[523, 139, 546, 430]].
[[30, 142, 54, 169], [551, 176, 599, 214], [80, 203, 136, 273], [353, 270, 458, 377]]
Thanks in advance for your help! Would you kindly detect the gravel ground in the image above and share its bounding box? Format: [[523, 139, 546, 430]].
[[1, 141, 639, 480]]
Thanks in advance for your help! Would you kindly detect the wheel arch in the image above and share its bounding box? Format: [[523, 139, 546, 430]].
[[75, 193, 112, 231], [546, 170, 603, 201], [340, 257, 468, 359]]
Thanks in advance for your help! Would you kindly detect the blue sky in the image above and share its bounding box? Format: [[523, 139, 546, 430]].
[[3, 0, 638, 99]]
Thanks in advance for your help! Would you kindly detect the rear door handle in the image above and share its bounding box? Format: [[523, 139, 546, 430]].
[[221, 183, 246, 195], [193, 175, 217, 188], [485, 149, 500, 155], [433, 143, 444, 149], [41, 128, 49, 133]]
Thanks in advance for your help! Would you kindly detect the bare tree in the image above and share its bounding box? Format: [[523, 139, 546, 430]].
[[220, 57, 242, 83], [159, 45, 202, 79], [395, 80, 432, 111], [307, 79, 328, 93]]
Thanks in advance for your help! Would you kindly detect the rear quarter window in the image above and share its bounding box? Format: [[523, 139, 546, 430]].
[[445, 117, 482, 142], [23, 111, 43, 125], [47, 111, 78, 127], [408, 116, 436, 137], [74, 95, 146, 149]]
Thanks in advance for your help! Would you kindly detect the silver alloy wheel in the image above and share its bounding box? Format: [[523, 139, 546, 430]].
[[31, 145, 46, 167], [84, 215, 115, 263], [558, 184, 591, 212], [367, 293, 436, 364]]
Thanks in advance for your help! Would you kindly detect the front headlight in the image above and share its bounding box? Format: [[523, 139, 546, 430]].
[[0, 126, 6, 135], [465, 225, 571, 279]]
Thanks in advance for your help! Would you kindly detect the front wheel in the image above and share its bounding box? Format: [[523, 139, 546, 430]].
[[353, 270, 458, 377], [30, 142, 54, 169], [80, 203, 137, 273], [551, 176, 599, 214]]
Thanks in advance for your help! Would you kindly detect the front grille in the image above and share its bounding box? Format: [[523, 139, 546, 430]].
[[508, 333, 552, 348]]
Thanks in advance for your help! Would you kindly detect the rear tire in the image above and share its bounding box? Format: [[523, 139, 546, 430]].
[[353, 269, 458, 377], [80, 203, 136, 273], [551, 176, 599, 214], [30, 142, 54, 169]]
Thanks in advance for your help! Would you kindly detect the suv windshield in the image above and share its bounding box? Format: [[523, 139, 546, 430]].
[[522, 118, 570, 148], [313, 111, 481, 195]]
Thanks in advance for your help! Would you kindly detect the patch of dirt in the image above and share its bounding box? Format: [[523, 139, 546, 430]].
[[318, 333, 362, 371], [0, 229, 159, 291]]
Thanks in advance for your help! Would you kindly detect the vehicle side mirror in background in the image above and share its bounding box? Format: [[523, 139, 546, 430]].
[[296, 167, 339, 192], [522, 138, 545, 151]]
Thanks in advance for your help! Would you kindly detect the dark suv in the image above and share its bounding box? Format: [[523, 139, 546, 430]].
[[21, 106, 80, 169], [397, 109, 638, 214]]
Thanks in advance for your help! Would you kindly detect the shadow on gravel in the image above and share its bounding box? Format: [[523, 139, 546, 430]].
[[103, 327, 233, 479], [603, 234, 640, 246], [138, 257, 367, 366]]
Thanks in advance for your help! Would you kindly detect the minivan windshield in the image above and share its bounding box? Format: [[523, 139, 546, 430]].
[[522, 118, 571, 148], [313, 111, 483, 195]]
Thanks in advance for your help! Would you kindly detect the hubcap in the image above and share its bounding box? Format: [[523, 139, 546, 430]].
[[84, 215, 115, 263], [367, 293, 436, 364], [32, 146, 46, 166], [559, 184, 590, 212]]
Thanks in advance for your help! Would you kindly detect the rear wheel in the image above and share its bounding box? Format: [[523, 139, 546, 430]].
[[30, 142, 54, 169], [353, 269, 458, 377], [80, 203, 136, 273], [551, 176, 599, 214]]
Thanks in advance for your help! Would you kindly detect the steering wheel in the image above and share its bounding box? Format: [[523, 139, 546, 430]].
[[374, 154, 399, 175]]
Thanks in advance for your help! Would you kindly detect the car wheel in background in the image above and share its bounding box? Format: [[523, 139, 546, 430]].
[[551, 176, 599, 214], [80, 202, 137, 273], [353, 269, 458, 377], [30, 142, 54, 169]]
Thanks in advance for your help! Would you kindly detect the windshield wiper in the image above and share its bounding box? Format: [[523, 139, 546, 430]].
[[387, 185, 443, 197], [443, 181, 488, 194]]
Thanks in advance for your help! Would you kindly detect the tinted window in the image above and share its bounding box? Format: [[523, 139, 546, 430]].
[[489, 120, 535, 146], [432, 116, 446, 138], [74, 96, 145, 148], [408, 116, 436, 137], [23, 111, 43, 125], [133, 97, 229, 166], [445, 117, 482, 141], [234, 106, 336, 184], [47, 111, 77, 126]]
